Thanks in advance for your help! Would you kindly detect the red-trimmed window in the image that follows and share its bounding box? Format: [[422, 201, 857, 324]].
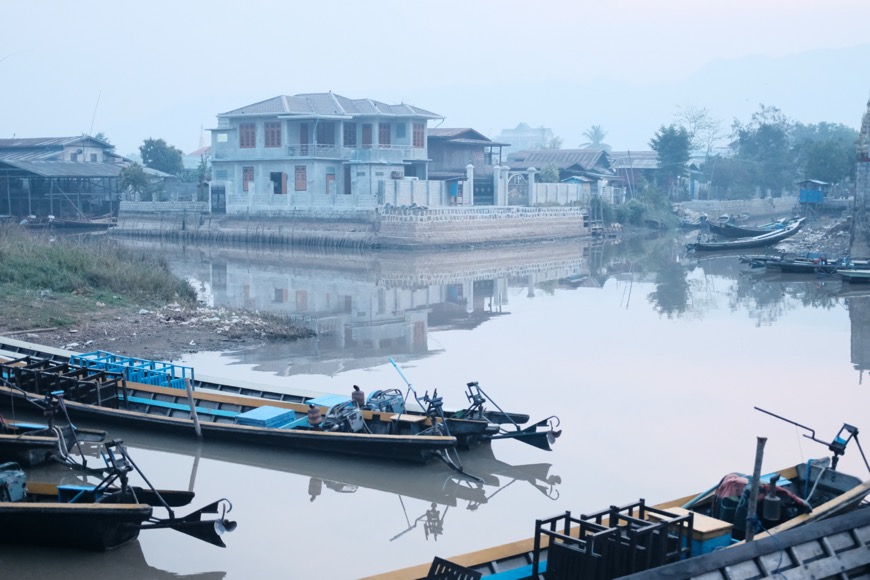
[[379, 123, 391, 146], [264, 122, 281, 148], [295, 165, 307, 191], [413, 123, 425, 148], [240, 123, 256, 148], [242, 166, 254, 191]]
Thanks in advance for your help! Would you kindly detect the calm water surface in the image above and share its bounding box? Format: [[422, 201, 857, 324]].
[[3, 233, 869, 579]]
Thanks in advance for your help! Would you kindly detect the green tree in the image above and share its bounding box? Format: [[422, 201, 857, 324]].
[[791, 122, 857, 185], [140, 138, 184, 175], [179, 155, 212, 184], [731, 105, 794, 197], [580, 125, 610, 150], [119, 163, 150, 200], [537, 163, 560, 183], [702, 156, 755, 200], [649, 124, 690, 196]]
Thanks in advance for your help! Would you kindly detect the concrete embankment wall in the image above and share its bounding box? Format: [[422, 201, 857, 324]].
[[116, 202, 378, 249], [376, 206, 587, 249], [680, 197, 799, 221], [115, 202, 588, 249]]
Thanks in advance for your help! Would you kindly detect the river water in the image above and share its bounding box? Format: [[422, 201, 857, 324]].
[[3, 232, 870, 579]]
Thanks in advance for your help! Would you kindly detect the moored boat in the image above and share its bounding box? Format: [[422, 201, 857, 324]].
[[687, 218, 805, 252], [709, 216, 798, 238], [0, 340, 560, 467], [0, 439, 235, 550], [366, 408, 870, 579], [836, 269, 870, 284]]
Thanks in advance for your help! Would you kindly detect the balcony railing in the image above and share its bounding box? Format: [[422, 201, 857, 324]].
[[212, 142, 429, 161], [287, 143, 342, 158]]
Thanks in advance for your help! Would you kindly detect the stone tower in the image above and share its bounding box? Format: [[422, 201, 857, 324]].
[[851, 97, 870, 258]]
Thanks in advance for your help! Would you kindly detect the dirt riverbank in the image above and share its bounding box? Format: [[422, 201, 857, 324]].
[[0, 303, 312, 361]]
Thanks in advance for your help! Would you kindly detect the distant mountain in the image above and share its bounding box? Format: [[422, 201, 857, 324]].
[[390, 43, 870, 152]]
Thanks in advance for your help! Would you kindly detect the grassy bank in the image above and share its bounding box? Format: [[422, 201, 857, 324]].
[[0, 225, 196, 331]]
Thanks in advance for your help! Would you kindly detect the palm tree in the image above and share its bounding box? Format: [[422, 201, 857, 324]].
[[580, 125, 610, 151]]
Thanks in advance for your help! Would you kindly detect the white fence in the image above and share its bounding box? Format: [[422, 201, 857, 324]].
[[382, 179, 448, 207]]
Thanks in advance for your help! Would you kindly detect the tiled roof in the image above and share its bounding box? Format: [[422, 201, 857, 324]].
[[221, 93, 442, 119]]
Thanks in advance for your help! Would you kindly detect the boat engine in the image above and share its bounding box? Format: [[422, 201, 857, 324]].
[[0, 462, 26, 502], [711, 473, 812, 539], [366, 389, 405, 414], [322, 401, 365, 433]]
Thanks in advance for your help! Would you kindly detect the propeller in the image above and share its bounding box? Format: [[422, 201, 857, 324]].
[[142, 499, 236, 548]]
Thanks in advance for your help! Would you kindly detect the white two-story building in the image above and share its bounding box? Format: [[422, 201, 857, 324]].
[[208, 92, 443, 214]]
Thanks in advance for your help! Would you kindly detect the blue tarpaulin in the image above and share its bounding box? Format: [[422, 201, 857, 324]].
[[799, 189, 824, 204]]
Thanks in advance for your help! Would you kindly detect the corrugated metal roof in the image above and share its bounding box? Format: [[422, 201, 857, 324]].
[[429, 128, 473, 138], [221, 92, 442, 120], [0, 149, 65, 161], [0, 136, 86, 148], [0, 135, 111, 149], [0, 160, 123, 178], [608, 151, 659, 170], [428, 128, 509, 147], [507, 148, 608, 170]]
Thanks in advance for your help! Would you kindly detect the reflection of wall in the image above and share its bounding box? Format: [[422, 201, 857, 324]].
[[118, 239, 592, 373], [848, 296, 870, 375]]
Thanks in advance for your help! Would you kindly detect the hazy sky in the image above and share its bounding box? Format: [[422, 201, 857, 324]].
[[2, 0, 869, 155]]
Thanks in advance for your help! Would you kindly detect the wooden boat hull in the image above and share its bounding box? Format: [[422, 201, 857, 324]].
[[0, 434, 62, 467], [0, 423, 106, 466], [837, 269, 870, 284], [688, 218, 804, 252], [0, 502, 152, 550], [709, 217, 795, 239], [767, 259, 839, 275], [0, 385, 457, 464]]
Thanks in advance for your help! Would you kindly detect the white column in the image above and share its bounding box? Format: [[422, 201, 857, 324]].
[[527, 167, 537, 206], [465, 163, 475, 206], [464, 280, 475, 313], [501, 165, 510, 206], [492, 165, 502, 206]]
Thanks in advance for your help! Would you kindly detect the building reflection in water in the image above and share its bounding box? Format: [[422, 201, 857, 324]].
[[126, 238, 622, 376]]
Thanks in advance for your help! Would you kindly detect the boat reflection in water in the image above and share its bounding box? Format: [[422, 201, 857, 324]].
[[53, 415, 562, 544], [304, 444, 562, 542]]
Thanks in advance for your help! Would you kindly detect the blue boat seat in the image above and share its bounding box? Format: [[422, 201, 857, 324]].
[[120, 395, 239, 418], [235, 406, 296, 428]]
